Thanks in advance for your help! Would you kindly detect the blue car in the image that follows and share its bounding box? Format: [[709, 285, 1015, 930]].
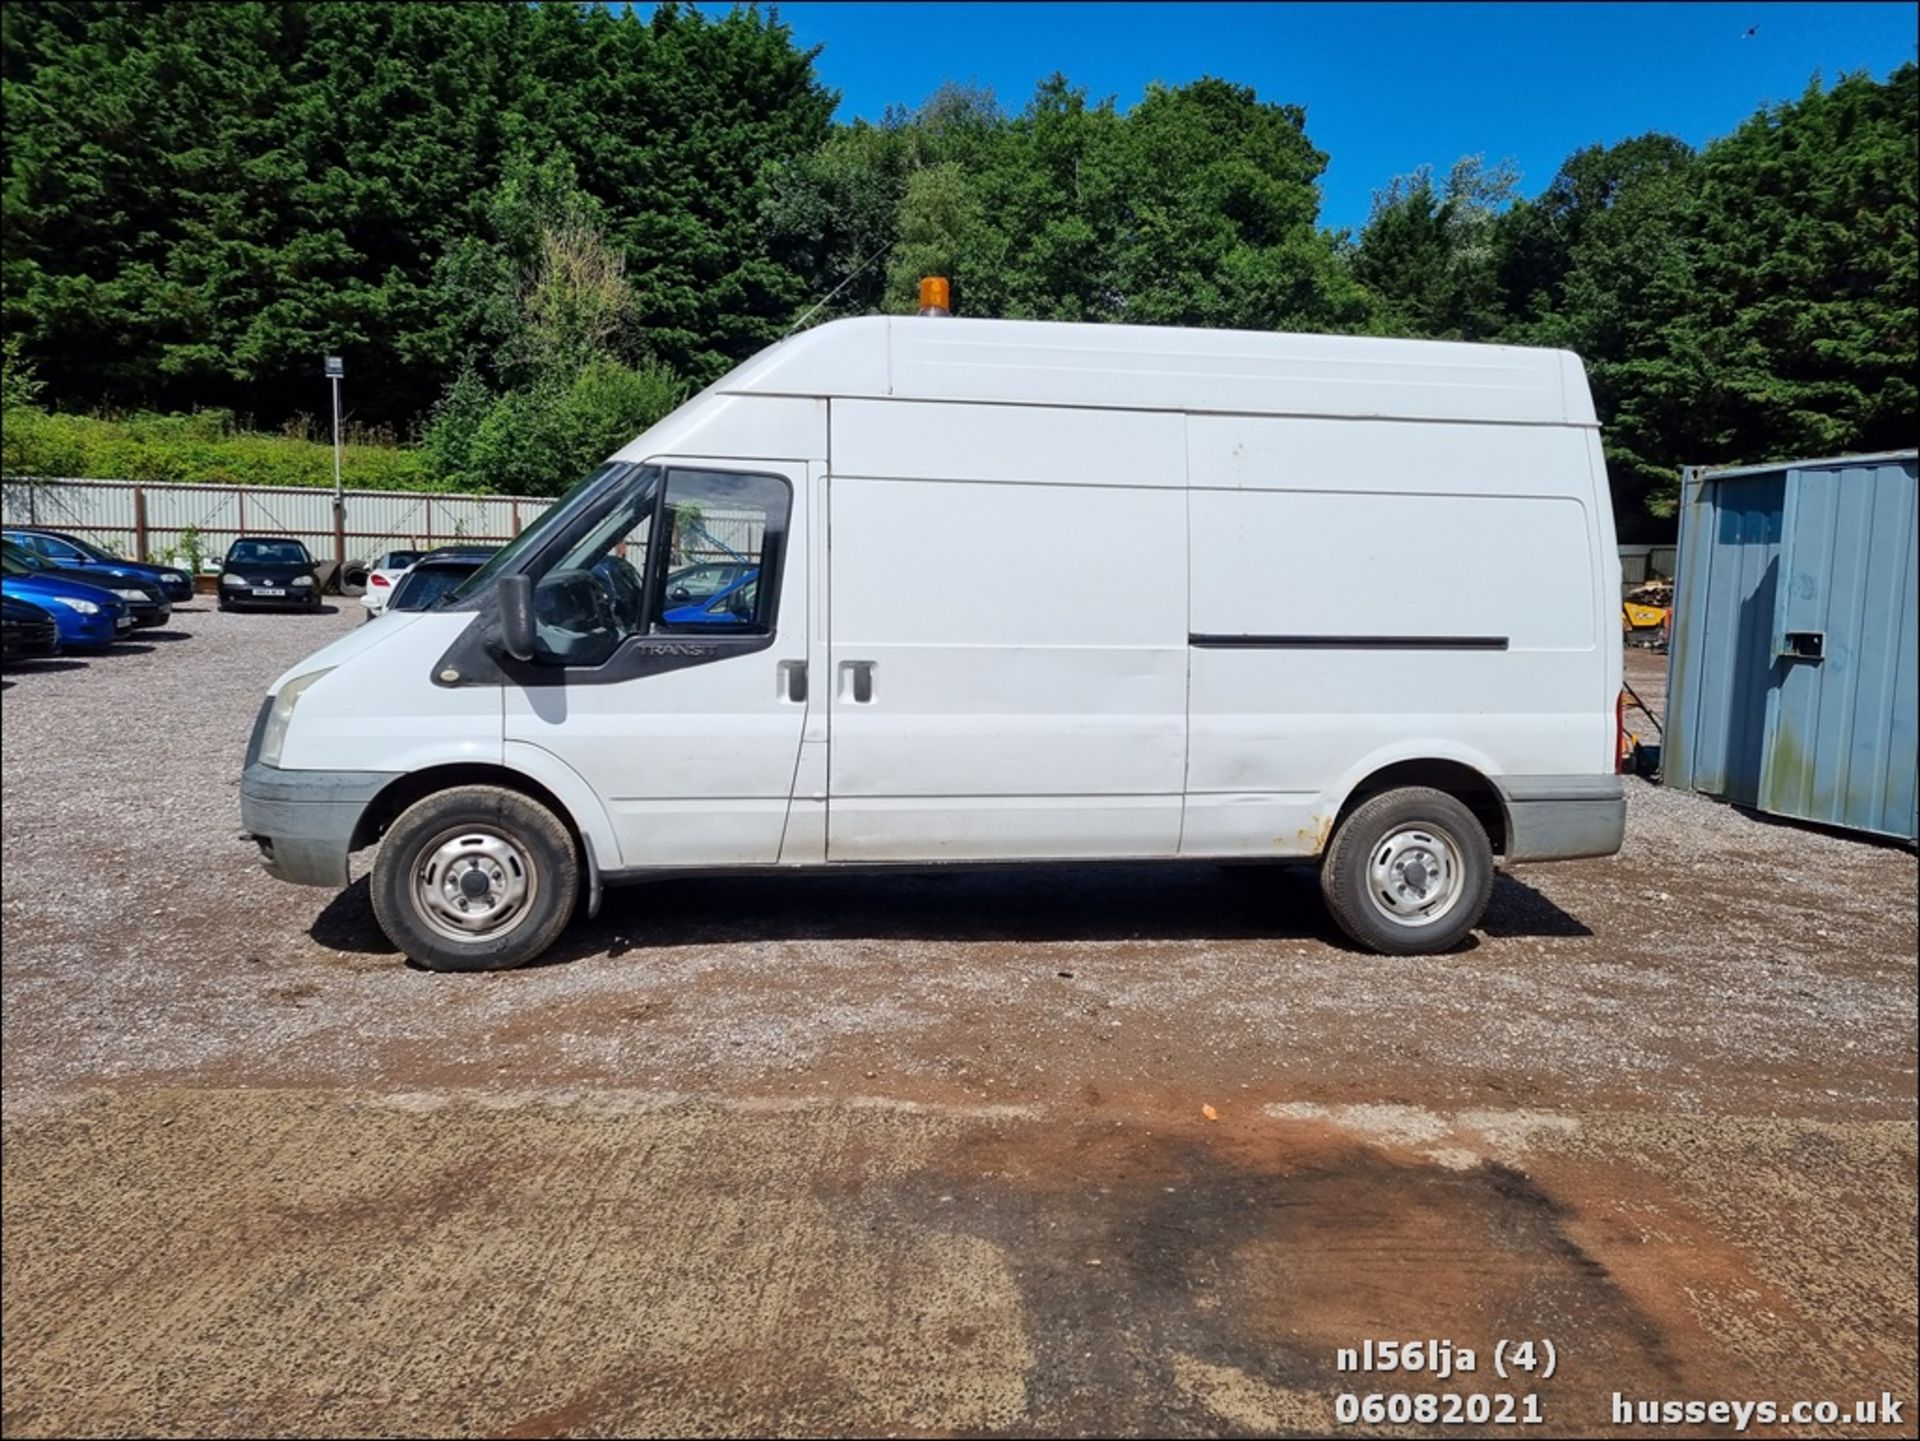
[[662, 567, 761, 627], [0, 538, 171, 627], [4, 526, 195, 603], [0, 549, 132, 648]]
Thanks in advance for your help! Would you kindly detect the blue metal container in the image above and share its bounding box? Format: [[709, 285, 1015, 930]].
[[1665, 451, 1917, 841]]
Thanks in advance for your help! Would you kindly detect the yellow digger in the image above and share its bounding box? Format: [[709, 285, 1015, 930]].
[[1622, 580, 1672, 650]]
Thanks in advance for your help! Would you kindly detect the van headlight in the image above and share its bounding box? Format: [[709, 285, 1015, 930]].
[[259, 667, 334, 768], [48, 596, 101, 614]]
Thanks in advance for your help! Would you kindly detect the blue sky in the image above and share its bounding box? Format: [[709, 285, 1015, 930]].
[[654, 2, 1918, 232]]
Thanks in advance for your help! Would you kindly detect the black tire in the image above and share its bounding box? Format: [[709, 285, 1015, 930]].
[[370, 784, 580, 972], [217, 598, 232, 612], [1319, 786, 1493, 955]]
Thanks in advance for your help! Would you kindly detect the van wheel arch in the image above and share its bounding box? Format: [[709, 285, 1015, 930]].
[[351, 764, 585, 865], [1329, 759, 1507, 856]]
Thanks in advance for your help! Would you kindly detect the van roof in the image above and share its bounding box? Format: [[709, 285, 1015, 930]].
[[717, 315, 1596, 427]]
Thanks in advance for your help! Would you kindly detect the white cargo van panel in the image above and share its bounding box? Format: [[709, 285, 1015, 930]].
[[1187, 662, 1605, 786], [1189, 490, 1594, 649], [614, 394, 826, 465], [826, 650, 1188, 795], [279, 613, 502, 772], [829, 476, 1186, 648], [829, 795, 1184, 862], [1180, 791, 1324, 856], [1188, 414, 1593, 497], [888, 319, 1573, 425], [710, 315, 892, 402], [827, 473, 1186, 853], [832, 399, 1184, 488]]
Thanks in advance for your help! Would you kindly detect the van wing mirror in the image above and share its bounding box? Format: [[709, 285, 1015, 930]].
[[497, 574, 536, 662]]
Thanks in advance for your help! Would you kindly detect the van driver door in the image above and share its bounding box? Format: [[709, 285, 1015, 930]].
[[503, 459, 811, 869]]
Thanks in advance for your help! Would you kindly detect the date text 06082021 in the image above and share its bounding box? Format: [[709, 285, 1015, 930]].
[[1337, 1392, 1545, 1427], [1336, 1338, 1557, 1383]]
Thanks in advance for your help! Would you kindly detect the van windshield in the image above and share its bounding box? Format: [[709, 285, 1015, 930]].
[[444, 463, 650, 604]]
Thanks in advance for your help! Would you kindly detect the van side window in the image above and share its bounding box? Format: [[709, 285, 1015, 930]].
[[651, 470, 788, 635], [527, 466, 789, 668], [530, 480, 659, 667]]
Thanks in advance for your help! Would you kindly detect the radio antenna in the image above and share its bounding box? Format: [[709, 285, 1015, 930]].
[[781, 240, 896, 339]]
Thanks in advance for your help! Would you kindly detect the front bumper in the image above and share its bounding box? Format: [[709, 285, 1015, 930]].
[[2, 621, 60, 660], [1496, 774, 1626, 862], [224, 586, 320, 607], [53, 609, 129, 647], [128, 600, 171, 628], [240, 761, 399, 887]]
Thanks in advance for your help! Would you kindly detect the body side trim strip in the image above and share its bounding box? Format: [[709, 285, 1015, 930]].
[[1189, 633, 1510, 651]]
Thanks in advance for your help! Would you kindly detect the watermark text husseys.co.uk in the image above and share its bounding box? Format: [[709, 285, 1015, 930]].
[[1613, 1392, 1904, 1431]]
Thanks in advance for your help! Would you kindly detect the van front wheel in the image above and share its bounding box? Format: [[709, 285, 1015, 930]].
[[1319, 787, 1493, 955], [371, 785, 580, 972]]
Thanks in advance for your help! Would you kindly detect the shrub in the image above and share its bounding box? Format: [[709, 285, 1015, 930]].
[[1, 408, 436, 490], [422, 357, 684, 495]]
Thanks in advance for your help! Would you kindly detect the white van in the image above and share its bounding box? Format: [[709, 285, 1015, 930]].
[[240, 316, 1624, 970]]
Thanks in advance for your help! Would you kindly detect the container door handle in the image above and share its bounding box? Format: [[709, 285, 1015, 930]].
[[1781, 631, 1825, 661], [838, 660, 875, 704]]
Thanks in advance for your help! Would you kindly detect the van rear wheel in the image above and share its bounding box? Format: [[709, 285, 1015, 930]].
[[370, 785, 579, 972], [1320, 787, 1493, 955]]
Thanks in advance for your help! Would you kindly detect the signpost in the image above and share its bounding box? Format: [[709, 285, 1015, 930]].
[[325, 356, 345, 584]]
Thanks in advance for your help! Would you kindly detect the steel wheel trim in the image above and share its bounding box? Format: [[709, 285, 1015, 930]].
[[412, 827, 539, 943], [1365, 826, 1466, 927]]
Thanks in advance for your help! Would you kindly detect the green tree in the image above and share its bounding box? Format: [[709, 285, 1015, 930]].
[[771, 73, 1372, 334], [1352, 155, 1521, 339], [1644, 67, 1917, 494], [3, 1, 831, 426], [419, 205, 682, 494], [1493, 69, 1916, 527]]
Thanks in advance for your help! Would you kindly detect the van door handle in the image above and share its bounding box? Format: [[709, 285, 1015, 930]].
[[778, 660, 808, 703], [838, 660, 875, 704]]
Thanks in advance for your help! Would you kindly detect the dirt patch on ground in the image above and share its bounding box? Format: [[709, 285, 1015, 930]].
[[5, 1090, 1912, 1438]]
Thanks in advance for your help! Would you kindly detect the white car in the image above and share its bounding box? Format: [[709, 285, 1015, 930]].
[[359, 548, 425, 619]]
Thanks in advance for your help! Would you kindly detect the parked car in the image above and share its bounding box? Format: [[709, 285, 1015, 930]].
[[662, 566, 761, 626], [663, 560, 754, 606], [359, 547, 428, 619], [0, 538, 171, 628], [219, 537, 321, 610], [1, 595, 62, 663], [377, 546, 497, 619], [2, 526, 195, 602], [1, 550, 131, 648]]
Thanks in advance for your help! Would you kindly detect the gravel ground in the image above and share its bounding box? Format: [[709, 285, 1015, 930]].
[[3, 604, 1914, 1436], [1, 606, 1910, 1118]]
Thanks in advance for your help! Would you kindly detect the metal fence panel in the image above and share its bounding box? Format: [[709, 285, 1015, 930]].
[[2, 476, 549, 570]]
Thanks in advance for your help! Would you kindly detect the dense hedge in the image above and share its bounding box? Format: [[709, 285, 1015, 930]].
[[0, 408, 435, 491]]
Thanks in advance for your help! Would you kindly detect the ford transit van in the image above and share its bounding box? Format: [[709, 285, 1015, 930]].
[[240, 315, 1625, 970]]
